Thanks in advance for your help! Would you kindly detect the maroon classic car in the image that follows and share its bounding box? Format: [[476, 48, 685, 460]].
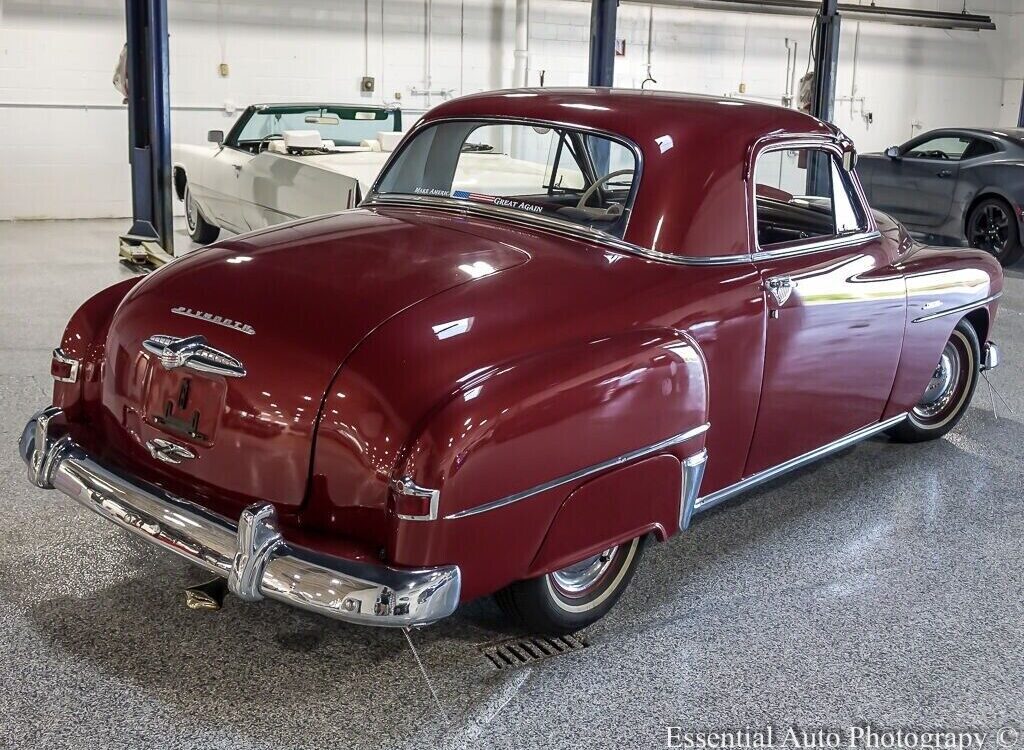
[[21, 89, 1002, 634]]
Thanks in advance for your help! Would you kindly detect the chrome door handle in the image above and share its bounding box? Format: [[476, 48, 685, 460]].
[[937, 169, 952, 178], [766, 276, 795, 306]]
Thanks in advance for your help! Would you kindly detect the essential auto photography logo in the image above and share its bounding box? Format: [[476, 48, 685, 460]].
[[663, 725, 1020, 750]]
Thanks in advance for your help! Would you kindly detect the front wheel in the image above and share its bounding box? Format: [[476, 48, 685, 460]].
[[888, 319, 980, 443], [967, 197, 1024, 267], [495, 536, 645, 635], [184, 183, 220, 244]]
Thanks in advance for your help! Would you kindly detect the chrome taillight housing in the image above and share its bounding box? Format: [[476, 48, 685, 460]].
[[50, 348, 81, 384]]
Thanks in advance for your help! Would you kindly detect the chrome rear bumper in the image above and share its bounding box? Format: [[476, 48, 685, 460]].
[[19, 407, 461, 627], [982, 341, 1000, 372]]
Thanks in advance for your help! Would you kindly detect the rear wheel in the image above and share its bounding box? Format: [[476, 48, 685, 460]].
[[888, 319, 980, 443], [967, 197, 1023, 266], [495, 536, 645, 635], [184, 183, 220, 244]]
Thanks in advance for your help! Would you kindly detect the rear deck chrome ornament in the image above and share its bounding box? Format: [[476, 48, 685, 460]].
[[143, 334, 246, 378], [146, 437, 196, 464], [171, 306, 255, 335]]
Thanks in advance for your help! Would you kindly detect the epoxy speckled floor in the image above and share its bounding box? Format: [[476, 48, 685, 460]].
[[1, 219, 1022, 749]]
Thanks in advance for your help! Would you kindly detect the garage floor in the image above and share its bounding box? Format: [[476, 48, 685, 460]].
[[1, 219, 1022, 750]]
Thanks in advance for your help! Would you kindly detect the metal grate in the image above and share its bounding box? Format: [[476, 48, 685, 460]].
[[480, 634, 590, 670]]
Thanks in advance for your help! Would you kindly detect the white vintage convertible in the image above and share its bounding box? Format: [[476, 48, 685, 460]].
[[172, 103, 406, 243], [173, 102, 593, 243]]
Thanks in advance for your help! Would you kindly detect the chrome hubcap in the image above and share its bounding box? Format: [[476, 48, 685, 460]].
[[914, 343, 959, 418], [550, 547, 617, 595]]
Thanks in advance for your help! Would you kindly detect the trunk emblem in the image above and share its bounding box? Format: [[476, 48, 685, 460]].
[[172, 307, 255, 335], [143, 334, 247, 378], [146, 438, 196, 464]]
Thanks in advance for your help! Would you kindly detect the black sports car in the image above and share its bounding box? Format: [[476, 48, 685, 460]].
[[858, 127, 1024, 266]]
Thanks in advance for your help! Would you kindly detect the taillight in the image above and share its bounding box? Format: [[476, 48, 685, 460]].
[[390, 477, 440, 521], [50, 348, 81, 383]]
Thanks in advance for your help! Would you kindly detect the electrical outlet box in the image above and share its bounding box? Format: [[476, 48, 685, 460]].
[[219, 63, 229, 77], [361, 76, 375, 93]]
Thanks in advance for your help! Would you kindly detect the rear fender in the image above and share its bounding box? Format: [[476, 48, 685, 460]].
[[527, 453, 681, 579], [390, 328, 709, 600], [54, 277, 143, 420]]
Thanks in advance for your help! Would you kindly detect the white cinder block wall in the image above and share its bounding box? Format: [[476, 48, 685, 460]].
[[0, 0, 1020, 220]]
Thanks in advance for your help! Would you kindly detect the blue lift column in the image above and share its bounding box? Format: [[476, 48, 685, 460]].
[[810, 0, 841, 124], [119, 0, 174, 267], [588, 0, 617, 88]]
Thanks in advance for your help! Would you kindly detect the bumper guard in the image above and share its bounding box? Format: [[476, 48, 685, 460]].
[[19, 407, 461, 627]]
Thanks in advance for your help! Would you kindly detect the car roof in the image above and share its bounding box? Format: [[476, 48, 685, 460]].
[[916, 127, 1024, 147], [419, 87, 837, 257]]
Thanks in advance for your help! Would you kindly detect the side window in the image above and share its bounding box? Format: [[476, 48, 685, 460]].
[[961, 139, 998, 160], [754, 147, 866, 248], [904, 136, 972, 160]]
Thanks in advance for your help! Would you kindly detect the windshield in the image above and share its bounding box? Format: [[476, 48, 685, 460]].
[[373, 119, 638, 238], [236, 106, 400, 147]]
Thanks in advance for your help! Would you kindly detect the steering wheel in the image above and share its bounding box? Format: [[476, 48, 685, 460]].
[[257, 134, 283, 153], [576, 169, 635, 209]]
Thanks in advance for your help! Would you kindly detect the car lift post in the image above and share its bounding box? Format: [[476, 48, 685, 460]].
[[588, 0, 617, 89], [809, 0, 840, 195], [588, 0, 617, 173], [810, 0, 840, 124], [118, 0, 174, 270]]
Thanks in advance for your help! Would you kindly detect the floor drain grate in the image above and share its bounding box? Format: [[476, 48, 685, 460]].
[[480, 634, 590, 670]]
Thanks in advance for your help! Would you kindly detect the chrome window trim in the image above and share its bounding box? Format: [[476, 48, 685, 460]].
[[749, 137, 878, 261], [911, 292, 1002, 324], [444, 422, 710, 520], [692, 413, 907, 516], [366, 114, 644, 242]]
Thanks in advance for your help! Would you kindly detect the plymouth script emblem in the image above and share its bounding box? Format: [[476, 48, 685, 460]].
[[171, 306, 255, 335]]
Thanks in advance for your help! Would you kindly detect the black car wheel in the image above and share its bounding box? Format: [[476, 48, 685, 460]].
[[495, 536, 645, 635], [967, 197, 1023, 266], [887, 319, 980, 443], [184, 183, 221, 245]]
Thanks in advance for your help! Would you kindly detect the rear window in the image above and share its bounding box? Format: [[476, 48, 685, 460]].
[[373, 120, 638, 238]]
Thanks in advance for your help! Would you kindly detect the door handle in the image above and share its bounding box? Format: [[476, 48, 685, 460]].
[[233, 164, 243, 171], [937, 169, 952, 178], [766, 276, 795, 307]]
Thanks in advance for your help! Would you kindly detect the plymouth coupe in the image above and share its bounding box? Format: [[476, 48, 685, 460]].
[[22, 89, 1002, 634], [858, 127, 1024, 266]]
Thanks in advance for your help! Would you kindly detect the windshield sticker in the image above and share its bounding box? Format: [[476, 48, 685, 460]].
[[413, 187, 451, 197], [451, 190, 544, 214]]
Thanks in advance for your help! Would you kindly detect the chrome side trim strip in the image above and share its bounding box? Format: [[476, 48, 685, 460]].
[[678, 448, 708, 530], [751, 230, 882, 261], [445, 423, 711, 520], [692, 413, 907, 515], [911, 293, 1002, 323]]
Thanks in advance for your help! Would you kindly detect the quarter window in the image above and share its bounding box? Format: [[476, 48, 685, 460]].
[[754, 147, 867, 248]]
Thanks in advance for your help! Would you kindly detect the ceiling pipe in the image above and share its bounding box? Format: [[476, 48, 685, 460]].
[[622, 0, 995, 31], [513, 0, 530, 87]]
